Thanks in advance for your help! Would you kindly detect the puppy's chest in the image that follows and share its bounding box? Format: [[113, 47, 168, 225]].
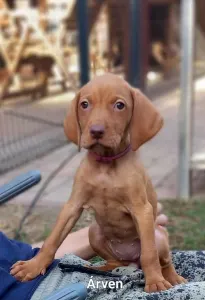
[[85, 172, 127, 202]]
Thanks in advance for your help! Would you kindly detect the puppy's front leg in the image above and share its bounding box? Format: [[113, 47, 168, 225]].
[[127, 196, 172, 293], [10, 185, 87, 282]]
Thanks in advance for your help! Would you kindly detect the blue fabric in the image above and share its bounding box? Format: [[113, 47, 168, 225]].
[[0, 231, 59, 300]]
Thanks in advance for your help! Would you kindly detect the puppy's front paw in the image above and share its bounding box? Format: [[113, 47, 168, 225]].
[[145, 278, 172, 293], [10, 258, 47, 282]]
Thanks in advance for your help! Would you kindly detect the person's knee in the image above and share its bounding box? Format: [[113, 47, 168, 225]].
[[156, 214, 169, 226]]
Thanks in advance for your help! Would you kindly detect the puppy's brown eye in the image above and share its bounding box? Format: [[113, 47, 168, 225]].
[[80, 101, 89, 109], [114, 101, 125, 110]]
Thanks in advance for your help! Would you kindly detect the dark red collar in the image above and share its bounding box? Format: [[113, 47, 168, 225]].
[[89, 144, 132, 163]]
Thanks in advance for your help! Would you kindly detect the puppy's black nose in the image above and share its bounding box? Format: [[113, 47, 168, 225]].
[[90, 125, 105, 139]]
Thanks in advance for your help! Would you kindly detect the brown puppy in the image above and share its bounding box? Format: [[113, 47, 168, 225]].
[[10, 74, 186, 293]]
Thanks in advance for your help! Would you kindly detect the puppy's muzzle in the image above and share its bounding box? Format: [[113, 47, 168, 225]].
[[90, 125, 105, 140]]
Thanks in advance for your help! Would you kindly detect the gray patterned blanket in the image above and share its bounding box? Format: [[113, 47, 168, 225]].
[[32, 251, 205, 300]]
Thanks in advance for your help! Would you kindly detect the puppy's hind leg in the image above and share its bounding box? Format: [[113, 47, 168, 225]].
[[156, 225, 187, 286], [87, 223, 124, 271]]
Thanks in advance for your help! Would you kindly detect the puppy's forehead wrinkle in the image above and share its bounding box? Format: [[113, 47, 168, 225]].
[[80, 75, 130, 102], [86, 73, 126, 87]]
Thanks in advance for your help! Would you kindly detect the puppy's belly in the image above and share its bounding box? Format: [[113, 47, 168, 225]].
[[107, 238, 141, 262]]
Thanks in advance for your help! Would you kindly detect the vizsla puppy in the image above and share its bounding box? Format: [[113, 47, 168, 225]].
[[11, 74, 187, 293]]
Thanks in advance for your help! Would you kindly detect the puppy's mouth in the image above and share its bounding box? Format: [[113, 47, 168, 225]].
[[87, 141, 107, 150], [86, 141, 113, 153]]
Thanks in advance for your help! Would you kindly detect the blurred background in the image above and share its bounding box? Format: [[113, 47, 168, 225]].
[[0, 0, 204, 250]]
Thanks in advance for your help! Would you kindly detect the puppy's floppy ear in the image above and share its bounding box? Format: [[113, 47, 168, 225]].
[[64, 93, 80, 145], [129, 88, 163, 151]]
